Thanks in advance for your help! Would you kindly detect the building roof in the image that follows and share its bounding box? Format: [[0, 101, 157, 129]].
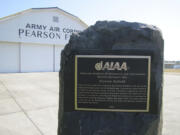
[[32, 7, 78, 18], [0, 7, 88, 28]]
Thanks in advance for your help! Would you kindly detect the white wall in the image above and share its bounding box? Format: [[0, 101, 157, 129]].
[[21, 44, 53, 72], [0, 43, 19, 73], [0, 9, 87, 45], [0, 9, 87, 73]]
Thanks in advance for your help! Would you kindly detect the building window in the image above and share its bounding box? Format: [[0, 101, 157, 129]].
[[53, 16, 59, 23]]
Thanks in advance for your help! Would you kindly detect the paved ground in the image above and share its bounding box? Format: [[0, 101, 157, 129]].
[[0, 72, 179, 135], [0, 72, 59, 135], [163, 73, 180, 135]]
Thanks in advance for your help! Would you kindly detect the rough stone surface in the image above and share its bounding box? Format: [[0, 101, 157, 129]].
[[58, 21, 164, 135]]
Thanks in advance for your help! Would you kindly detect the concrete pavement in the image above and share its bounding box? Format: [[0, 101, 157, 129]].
[[163, 73, 180, 135], [0, 72, 59, 135], [0, 72, 179, 135]]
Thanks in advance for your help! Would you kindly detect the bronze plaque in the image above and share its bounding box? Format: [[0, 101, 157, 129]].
[[75, 55, 151, 112]]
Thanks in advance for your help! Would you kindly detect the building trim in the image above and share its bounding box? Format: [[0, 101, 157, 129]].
[[19, 43, 21, 73], [0, 41, 65, 47], [0, 7, 88, 28], [53, 45, 55, 72]]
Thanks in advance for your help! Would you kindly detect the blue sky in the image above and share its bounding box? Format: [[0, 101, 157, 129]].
[[0, 0, 180, 60]]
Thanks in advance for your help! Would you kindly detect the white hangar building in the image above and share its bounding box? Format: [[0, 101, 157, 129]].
[[0, 7, 88, 73]]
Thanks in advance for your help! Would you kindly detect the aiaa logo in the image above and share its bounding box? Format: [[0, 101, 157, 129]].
[[95, 61, 127, 71]]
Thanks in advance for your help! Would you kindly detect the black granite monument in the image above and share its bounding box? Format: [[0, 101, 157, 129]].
[[58, 21, 164, 135]]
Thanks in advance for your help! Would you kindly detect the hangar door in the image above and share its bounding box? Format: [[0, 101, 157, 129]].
[[21, 44, 53, 72], [0, 43, 19, 73], [55, 45, 64, 72]]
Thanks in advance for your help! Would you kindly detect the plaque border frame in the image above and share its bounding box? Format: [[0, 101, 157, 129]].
[[75, 55, 151, 112]]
